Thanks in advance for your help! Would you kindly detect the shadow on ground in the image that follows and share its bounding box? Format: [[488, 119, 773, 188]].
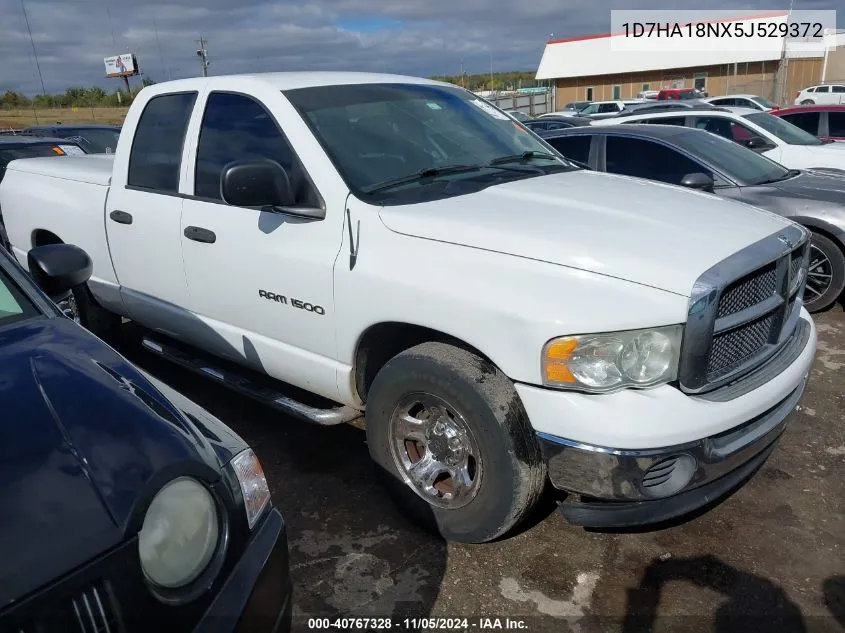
[[110, 325, 447, 622], [621, 554, 807, 633]]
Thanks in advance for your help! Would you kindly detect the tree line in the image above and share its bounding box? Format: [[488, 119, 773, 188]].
[[1, 70, 547, 110], [0, 79, 155, 109], [430, 70, 548, 92]]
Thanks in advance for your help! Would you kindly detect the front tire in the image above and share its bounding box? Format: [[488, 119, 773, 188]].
[[803, 232, 845, 313], [365, 342, 546, 543], [800, 99, 815, 105]]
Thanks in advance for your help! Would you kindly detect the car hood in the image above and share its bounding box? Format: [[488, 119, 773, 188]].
[[768, 169, 845, 204], [0, 316, 228, 608], [378, 170, 794, 296]]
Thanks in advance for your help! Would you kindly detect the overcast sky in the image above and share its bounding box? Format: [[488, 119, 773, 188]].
[[1, 0, 841, 95]]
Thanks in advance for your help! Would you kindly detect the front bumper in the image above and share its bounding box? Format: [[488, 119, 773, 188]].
[[194, 507, 292, 633], [522, 315, 816, 529]]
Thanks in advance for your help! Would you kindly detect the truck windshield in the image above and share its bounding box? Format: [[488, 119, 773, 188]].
[[283, 83, 572, 202]]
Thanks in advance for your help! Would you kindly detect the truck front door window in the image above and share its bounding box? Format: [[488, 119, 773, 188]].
[[127, 92, 197, 193], [194, 92, 319, 207], [545, 135, 591, 166]]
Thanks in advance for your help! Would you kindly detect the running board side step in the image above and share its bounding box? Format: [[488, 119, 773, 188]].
[[141, 336, 362, 426]]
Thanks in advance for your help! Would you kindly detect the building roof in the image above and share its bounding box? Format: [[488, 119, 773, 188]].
[[536, 13, 842, 80]]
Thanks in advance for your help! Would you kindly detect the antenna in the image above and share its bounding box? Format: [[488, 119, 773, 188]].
[[196, 36, 209, 77], [20, 0, 46, 95], [153, 12, 169, 80]]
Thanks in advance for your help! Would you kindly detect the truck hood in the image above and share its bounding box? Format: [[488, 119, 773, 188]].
[[0, 317, 226, 608], [378, 170, 794, 296]]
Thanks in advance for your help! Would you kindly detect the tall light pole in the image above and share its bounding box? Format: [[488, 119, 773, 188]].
[[196, 36, 209, 77]]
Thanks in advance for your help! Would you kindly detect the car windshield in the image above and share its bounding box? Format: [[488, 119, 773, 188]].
[[676, 129, 791, 185], [0, 265, 38, 328], [678, 90, 697, 100], [744, 112, 823, 145], [283, 83, 571, 203], [751, 96, 776, 109], [60, 129, 120, 154]]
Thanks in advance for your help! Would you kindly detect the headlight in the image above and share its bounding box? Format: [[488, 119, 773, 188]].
[[542, 325, 683, 393], [138, 477, 220, 589], [230, 449, 271, 529]]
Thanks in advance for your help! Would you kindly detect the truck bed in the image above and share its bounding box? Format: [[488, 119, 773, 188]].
[[0, 155, 119, 297], [6, 155, 115, 186]]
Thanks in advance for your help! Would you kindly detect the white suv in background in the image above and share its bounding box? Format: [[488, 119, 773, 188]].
[[592, 107, 845, 170], [795, 84, 845, 106], [576, 99, 646, 118]]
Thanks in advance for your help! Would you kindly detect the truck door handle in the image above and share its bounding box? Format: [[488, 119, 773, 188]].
[[109, 210, 133, 225], [184, 226, 216, 244]]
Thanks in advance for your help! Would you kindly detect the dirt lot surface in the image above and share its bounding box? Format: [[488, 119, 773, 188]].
[[112, 309, 845, 633]]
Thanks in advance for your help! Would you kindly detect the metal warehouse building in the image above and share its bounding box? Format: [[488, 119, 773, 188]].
[[536, 12, 845, 107]]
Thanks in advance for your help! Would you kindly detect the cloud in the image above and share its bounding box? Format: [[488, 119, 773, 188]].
[[1, 0, 841, 94]]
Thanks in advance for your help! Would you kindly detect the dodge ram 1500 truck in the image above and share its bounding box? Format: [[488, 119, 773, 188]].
[[0, 73, 818, 543]]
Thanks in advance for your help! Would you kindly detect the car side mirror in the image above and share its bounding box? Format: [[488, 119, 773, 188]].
[[680, 172, 714, 192], [745, 137, 772, 151], [27, 243, 92, 301]]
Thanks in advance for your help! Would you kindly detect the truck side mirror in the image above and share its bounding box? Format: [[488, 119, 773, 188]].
[[27, 243, 92, 301], [680, 172, 714, 192], [221, 159, 295, 209]]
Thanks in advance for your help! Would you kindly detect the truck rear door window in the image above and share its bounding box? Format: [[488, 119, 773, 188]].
[[127, 92, 197, 193]]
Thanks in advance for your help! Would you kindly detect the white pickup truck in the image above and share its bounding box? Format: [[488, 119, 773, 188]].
[[0, 73, 818, 543]]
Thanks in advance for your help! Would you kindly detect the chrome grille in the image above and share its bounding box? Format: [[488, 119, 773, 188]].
[[678, 226, 809, 394], [707, 313, 774, 377], [716, 264, 777, 318]]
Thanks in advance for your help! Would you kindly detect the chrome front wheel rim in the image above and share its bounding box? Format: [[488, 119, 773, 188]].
[[803, 244, 833, 305], [388, 393, 482, 509]]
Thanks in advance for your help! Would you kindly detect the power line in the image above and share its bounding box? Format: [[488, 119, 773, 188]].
[[20, 0, 46, 95]]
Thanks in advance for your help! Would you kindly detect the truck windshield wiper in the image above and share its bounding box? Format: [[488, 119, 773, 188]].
[[364, 163, 544, 194], [488, 151, 561, 166]]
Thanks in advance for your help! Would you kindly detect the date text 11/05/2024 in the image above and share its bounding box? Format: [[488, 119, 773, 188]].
[[622, 21, 824, 38], [307, 617, 530, 630]]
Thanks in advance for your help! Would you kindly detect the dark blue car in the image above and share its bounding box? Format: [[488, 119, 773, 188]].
[[0, 243, 292, 632]]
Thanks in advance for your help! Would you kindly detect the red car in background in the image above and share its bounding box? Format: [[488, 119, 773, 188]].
[[657, 88, 699, 100], [771, 105, 845, 141]]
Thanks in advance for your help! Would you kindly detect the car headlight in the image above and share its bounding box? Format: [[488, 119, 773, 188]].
[[230, 449, 271, 530], [542, 325, 683, 393], [138, 477, 220, 589]]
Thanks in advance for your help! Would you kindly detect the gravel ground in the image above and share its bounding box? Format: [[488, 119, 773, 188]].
[[112, 309, 845, 633]]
